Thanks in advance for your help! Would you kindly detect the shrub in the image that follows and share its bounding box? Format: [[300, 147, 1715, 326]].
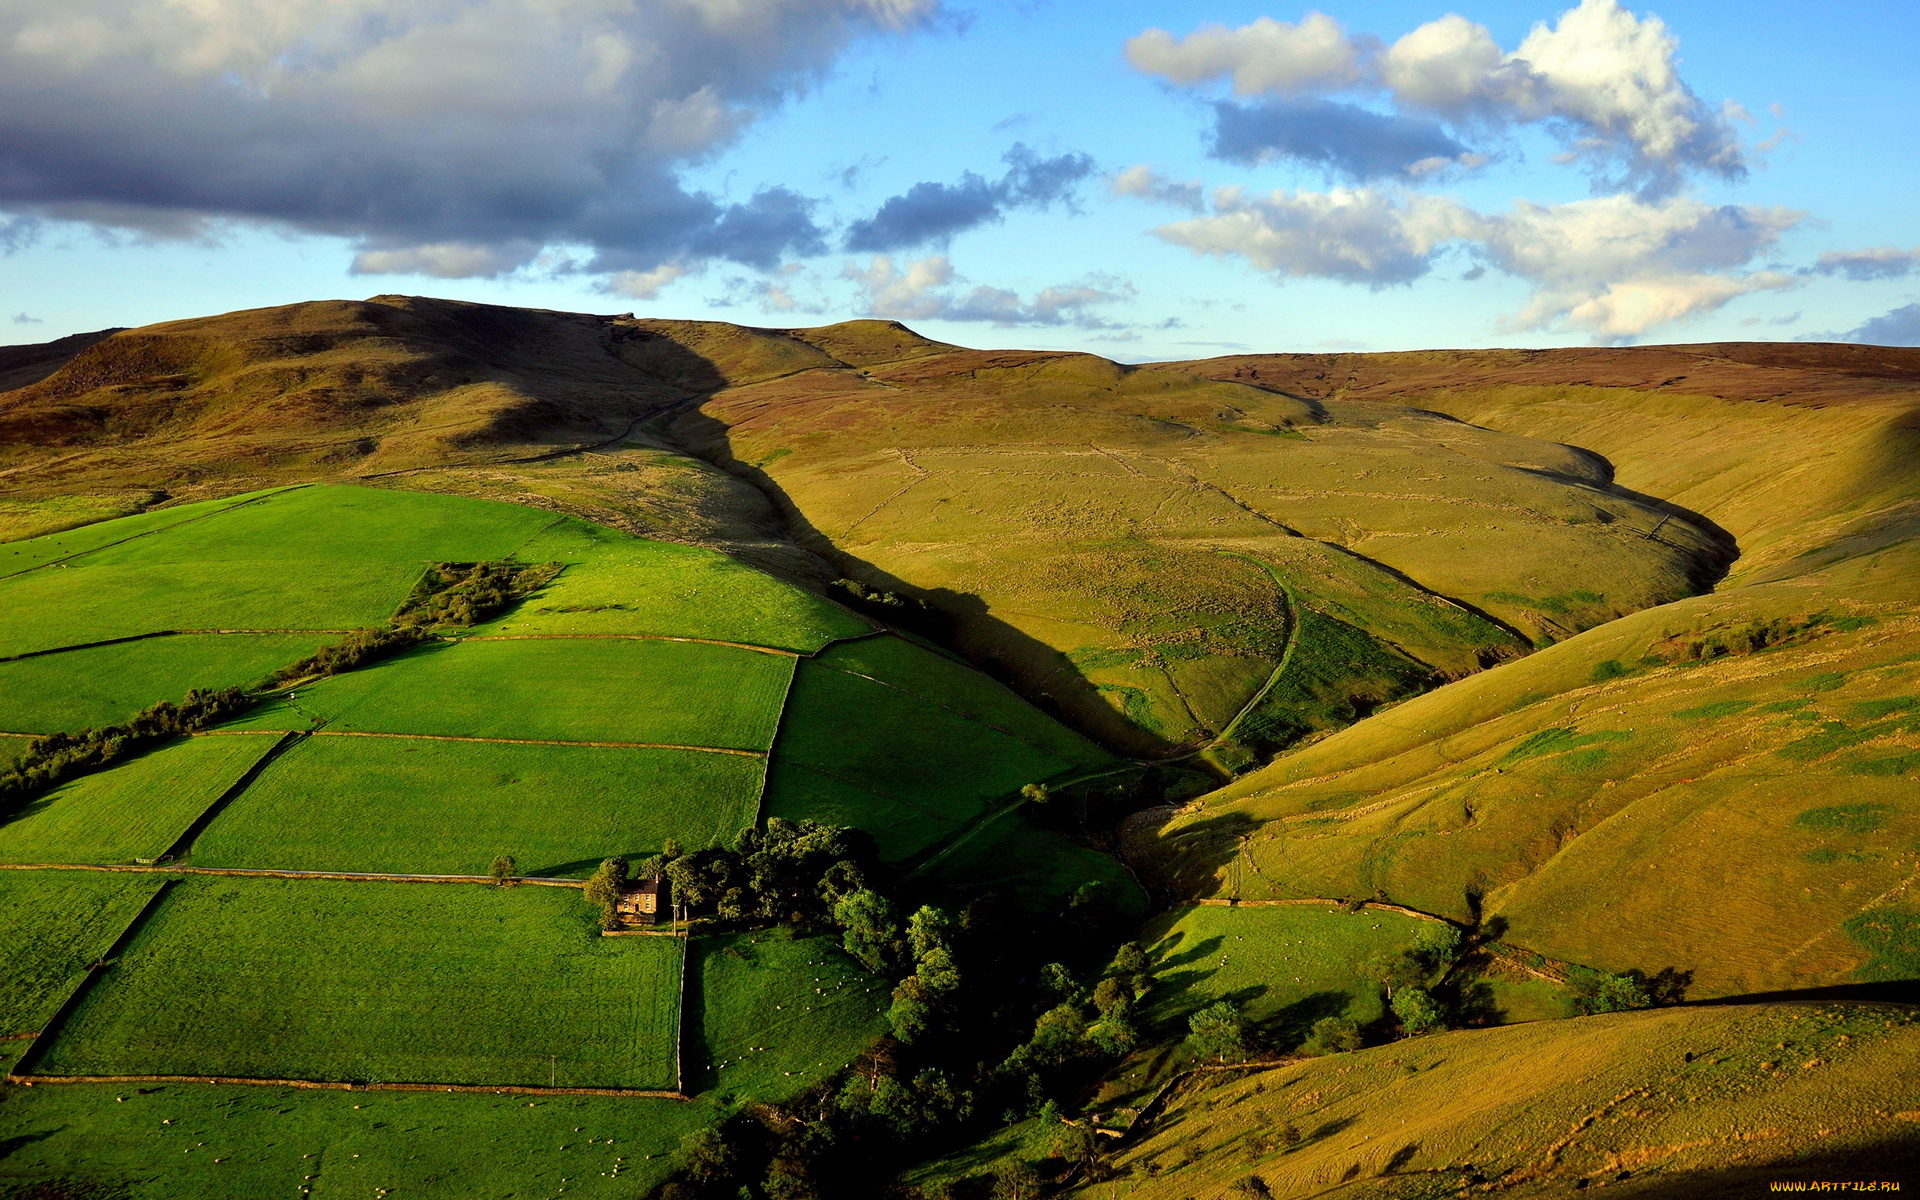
[[1188, 1001, 1249, 1063], [1302, 1016, 1362, 1055]]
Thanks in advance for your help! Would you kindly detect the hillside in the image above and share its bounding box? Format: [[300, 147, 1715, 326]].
[[3, 303, 1919, 1198]]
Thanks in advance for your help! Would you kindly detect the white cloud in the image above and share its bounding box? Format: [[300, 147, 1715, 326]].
[[1130, 0, 1746, 194], [1810, 246, 1920, 282], [351, 240, 542, 279], [605, 262, 695, 300], [1111, 165, 1205, 213], [1135, 183, 1803, 339], [1124, 12, 1362, 96], [843, 255, 1130, 326]]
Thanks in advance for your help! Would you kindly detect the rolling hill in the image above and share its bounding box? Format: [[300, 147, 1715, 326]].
[[3, 300, 1919, 1198]]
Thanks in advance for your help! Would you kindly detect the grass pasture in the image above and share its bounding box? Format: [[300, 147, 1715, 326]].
[[0, 490, 284, 578], [0, 633, 332, 734], [0, 735, 275, 865], [34, 878, 683, 1090], [0, 873, 165, 1041], [694, 930, 888, 1103], [266, 637, 794, 749], [194, 736, 764, 876], [1138, 904, 1434, 1046], [764, 653, 1081, 859], [0, 484, 568, 657], [0, 1078, 708, 1200], [471, 517, 871, 651]]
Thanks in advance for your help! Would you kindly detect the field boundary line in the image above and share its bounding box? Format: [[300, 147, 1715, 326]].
[[10, 877, 178, 1079], [461, 633, 801, 658], [4, 1073, 689, 1100], [0, 862, 587, 887], [159, 730, 309, 863], [0, 628, 357, 667], [751, 656, 804, 828], [304, 730, 769, 757], [0, 485, 304, 582], [672, 935, 692, 1094], [1188, 896, 1453, 925]]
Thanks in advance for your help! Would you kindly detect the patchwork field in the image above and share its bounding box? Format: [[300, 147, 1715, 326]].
[[0, 735, 274, 865], [193, 736, 764, 876], [0, 872, 165, 1041], [31, 878, 684, 1090], [243, 636, 796, 749], [0, 633, 332, 734], [694, 930, 891, 1102]]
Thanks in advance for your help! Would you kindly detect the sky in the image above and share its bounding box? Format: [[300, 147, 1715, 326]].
[[2, 0, 1917, 359]]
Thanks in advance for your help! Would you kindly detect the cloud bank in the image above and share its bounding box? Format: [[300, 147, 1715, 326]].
[[0, 0, 936, 277], [844, 255, 1128, 326], [1128, 0, 1746, 195], [1127, 169, 1800, 339]]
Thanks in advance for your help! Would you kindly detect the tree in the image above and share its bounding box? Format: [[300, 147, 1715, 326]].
[[489, 855, 518, 885], [1051, 1123, 1101, 1172], [992, 1163, 1042, 1200], [1391, 986, 1445, 1035], [1020, 782, 1050, 805], [1187, 1001, 1248, 1063], [1303, 1016, 1362, 1055], [834, 889, 900, 973], [583, 856, 629, 907], [1569, 967, 1654, 1014]]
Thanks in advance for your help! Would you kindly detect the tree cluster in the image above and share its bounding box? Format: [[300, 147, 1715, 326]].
[[0, 686, 253, 812], [397, 560, 562, 629]]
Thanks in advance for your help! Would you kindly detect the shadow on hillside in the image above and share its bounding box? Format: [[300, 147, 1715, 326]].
[[1684, 980, 1920, 1006], [1589, 1137, 1920, 1198], [664, 394, 1196, 760]]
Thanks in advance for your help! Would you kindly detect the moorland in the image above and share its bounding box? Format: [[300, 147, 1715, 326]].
[[0, 297, 1916, 1199]]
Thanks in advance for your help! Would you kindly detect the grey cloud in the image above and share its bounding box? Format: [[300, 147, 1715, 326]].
[[0, 0, 936, 277], [1810, 247, 1920, 281], [1209, 98, 1478, 182], [12, 313, 43, 324], [843, 144, 1095, 252], [1849, 303, 1920, 346]]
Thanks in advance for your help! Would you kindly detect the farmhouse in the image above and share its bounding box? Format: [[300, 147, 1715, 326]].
[[615, 875, 668, 925]]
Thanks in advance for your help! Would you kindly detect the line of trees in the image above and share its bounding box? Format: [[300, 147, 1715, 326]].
[[0, 687, 253, 813]]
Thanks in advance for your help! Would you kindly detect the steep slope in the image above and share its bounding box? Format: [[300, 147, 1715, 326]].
[[1140, 344, 1920, 1000], [668, 346, 1731, 759]]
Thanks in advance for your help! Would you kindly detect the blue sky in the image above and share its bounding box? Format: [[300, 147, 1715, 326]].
[[3, 0, 1917, 358]]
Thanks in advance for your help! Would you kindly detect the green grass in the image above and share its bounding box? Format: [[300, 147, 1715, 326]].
[[1227, 605, 1431, 757], [765, 659, 1078, 853], [0, 736, 275, 865], [469, 517, 871, 652], [694, 929, 887, 1103], [1138, 905, 1434, 1047], [0, 484, 566, 656], [0, 491, 285, 578], [810, 634, 1115, 767], [759, 758, 952, 862], [0, 634, 332, 734], [194, 736, 764, 876], [75, 484, 559, 567], [0, 1082, 707, 1200], [905, 805, 1147, 917], [0, 872, 165, 1039], [255, 638, 795, 749], [36, 878, 683, 1090]]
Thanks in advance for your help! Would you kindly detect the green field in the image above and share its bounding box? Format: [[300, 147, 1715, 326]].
[[241, 637, 795, 748], [35, 878, 683, 1090], [1139, 904, 1435, 1042], [0, 490, 284, 578], [0, 633, 332, 734], [811, 634, 1115, 765], [194, 736, 764, 876], [469, 517, 872, 651], [0, 873, 165, 1039], [0, 736, 275, 865], [0, 485, 566, 657], [0, 1082, 707, 1200], [764, 653, 1084, 857], [906, 802, 1148, 916], [694, 930, 889, 1102]]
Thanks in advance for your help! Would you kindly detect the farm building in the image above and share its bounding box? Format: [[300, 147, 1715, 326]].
[[615, 875, 668, 925]]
